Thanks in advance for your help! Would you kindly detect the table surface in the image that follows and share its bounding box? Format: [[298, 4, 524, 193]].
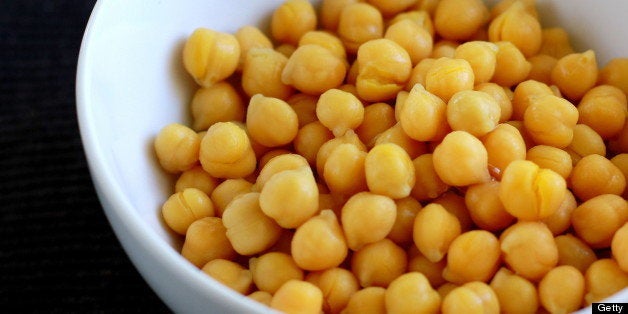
[[0, 1, 170, 312]]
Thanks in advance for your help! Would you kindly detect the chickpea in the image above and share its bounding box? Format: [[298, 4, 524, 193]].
[[275, 43, 297, 58], [541, 190, 578, 236], [584, 259, 628, 305], [433, 131, 491, 186], [258, 149, 292, 171], [385, 19, 433, 66], [235, 25, 273, 70], [316, 89, 365, 137], [489, 268, 539, 314], [433, 0, 489, 41], [526, 145, 573, 180], [316, 130, 366, 176], [341, 287, 386, 314], [294, 121, 334, 166], [500, 221, 558, 281], [442, 281, 500, 314], [488, 1, 541, 57], [481, 123, 526, 179], [430, 40, 458, 59], [600, 57, 628, 95], [271, 280, 323, 314], [271, 0, 317, 46], [475, 82, 513, 122], [374, 123, 429, 158], [199, 122, 256, 179], [505, 120, 535, 149], [299, 30, 347, 62], [175, 166, 219, 196], [492, 41, 531, 87], [539, 27, 574, 59], [182, 28, 240, 87], [578, 85, 627, 139], [465, 181, 514, 232], [292, 210, 348, 271], [511, 79, 554, 120], [454, 41, 498, 84], [341, 192, 397, 250], [405, 58, 436, 91], [407, 251, 447, 288], [610, 123, 628, 154], [154, 123, 200, 173], [555, 234, 597, 273], [447, 90, 501, 137], [282, 44, 347, 95], [320, 0, 360, 31], [324, 143, 368, 196], [190, 82, 245, 131], [612, 154, 628, 198], [248, 291, 272, 306], [385, 272, 441, 314], [526, 54, 558, 84], [566, 124, 607, 164], [256, 153, 309, 191], [202, 259, 252, 295], [571, 154, 626, 201], [315, 267, 360, 314], [356, 39, 412, 102], [612, 223, 628, 272], [162, 188, 214, 235], [551, 50, 598, 101], [210, 178, 252, 217], [181, 217, 236, 268], [364, 143, 415, 199], [249, 252, 303, 294], [287, 93, 319, 127], [437, 283, 459, 300], [388, 10, 435, 37], [411, 154, 449, 201], [443, 230, 501, 284], [571, 194, 628, 249], [523, 94, 579, 148], [537, 265, 585, 313], [337, 3, 384, 54], [400, 84, 449, 142], [413, 203, 461, 263], [222, 192, 282, 255], [351, 239, 407, 288], [425, 57, 475, 103], [356, 102, 396, 147], [490, 0, 538, 19], [242, 48, 293, 100], [433, 191, 475, 232], [247, 94, 299, 148]]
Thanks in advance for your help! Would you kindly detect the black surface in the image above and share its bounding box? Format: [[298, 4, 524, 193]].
[[0, 1, 171, 312]]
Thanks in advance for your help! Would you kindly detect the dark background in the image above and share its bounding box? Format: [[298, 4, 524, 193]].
[[0, 1, 170, 312]]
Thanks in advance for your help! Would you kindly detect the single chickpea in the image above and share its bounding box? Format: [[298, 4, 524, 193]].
[[315, 267, 360, 314], [584, 259, 628, 305], [162, 188, 214, 235], [294, 121, 334, 166], [356, 102, 396, 147], [368, 0, 419, 17], [437, 283, 459, 300], [258, 149, 292, 171], [316, 89, 365, 137], [154, 123, 200, 173], [612, 223, 628, 272], [364, 143, 415, 199], [541, 190, 578, 236], [454, 41, 498, 84], [538, 265, 585, 313], [320, 0, 360, 31], [492, 41, 531, 87], [571, 154, 626, 201], [341, 192, 397, 251], [441, 281, 500, 314], [247, 291, 272, 306], [356, 39, 412, 102], [221, 192, 282, 256], [337, 3, 384, 54], [182, 28, 240, 87], [316, 130, 366, 176], [600, 57, 628, 95], [199, 121, 256, 179], [551, 50, 598, 101], [526, 54, 558, 84], [411, 154, 449, 201], [407, 250, 447, 287], [292, 210, 348, 271], [234, 25, 273, 71], [539, 27, 574, 58], [324, 143, 368, 196], [190, 82, 245, 131], [433, 131, 491, 186], [490, 267, 539, 314], [475, 82, 513, 122], [413, 203, 461, 263], [430, 40, 459, 58], [465, 181, 515, 232], [555, 233, 597, 273], [271, 280, 323, 314], [511, 79, 554, 120], [210, 178, 252, 217], [202, 259, 252, 295], [571, 194, 628, 249], [385, 19, 433, 66], [523, 94, 579, 148], [433, 0, 489, 41], [246, 94, 298, 147], [443, 230, 501, 284], [181, 217, 236, 268], [341, 287, 386, 314], [425, 57, 475, 103], [271, 0, 317, 46], [299, 30, 347, 61], [481, 123, 526, 179], [249, 252, 303, 294], [373, 123, 429, 159], [566, 124, 607, 164], [526, 145, 573, 180], [488, 1, 542, 57], [282, 44, 347, 95], [489, 0, 538, 19], [500, 221, 558, 281], [388, 10, 435, 37], [175, 166, 219, 196], [612, 154, 628, 194], [242, 48, 293, 100], [287, 93, 319, 127], [351, 239, 407, 288], [447, 90, 501, 137], [385, 272, 441, 314], [505, 120, 535, 149], [256, 153, 309, 192], [434, 191, 475, 232], [405, 58, 436, 91], [400, 84, 449, 142], [578, 85, 628, 139]]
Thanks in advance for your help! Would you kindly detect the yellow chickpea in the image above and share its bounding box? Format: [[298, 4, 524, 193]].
[[202, 259, 252, 295], [271, 0, 317, 46], [242, 48, 293, 100], [364, 143, 415, 199], [287, 93, 319, 127], [294, 121, 334, 166], [540, 190, 578, 236], [492, 41, 531, 87], [600, 57, 628, 95], [210, 178, 252, 217], [388, 10, 435, 37], [316, 89, 365, 137], [341, 192, 397, 250], [282, 44, 347, 95], [351, 239, 407, 288], [405, 58, 436, 91], [316, 130, 366, 176], [551, 50, 598, 101], [400, 84, 449, 142], [554, 233, 597, 273], [500, 221, 558, 281], [337, 3, 384, 54], [526, 54, 558, 84], [324, 143, 368, 196], [175, 166, 219, 196], [526, 145, 573, 180], [539, 27, 574, 59], [249, 252, 303, 294], [271, 279, 323, 314], [489, 1, 542, 57], [181, 217, 236, 268], [433, 131, 491, 186], [411, 154, 449, 201], [385, 272, 441, 314], [511, 79, 554, 120], [490, 0, 538, 19], [315, 267, 360, 314], [584, 259, 628, 305], [182, 28, 240, 87], [489, 268, 539, 314], [433, 0, 489, 41], [481, 123, 526, 179], [430, 40, 459, 58], [199, 122, 256, 179], [454, 41, 498, 84], [299, 30, 347, 62], [258, 149, 293, 171], [475, 82, 513, 122], [320, 0, 360, 31], [190, 82, 245, 131], [247, 291, 273, 306], [566, 124, 606, 164], [162, 188, 214, 235], [413, 203, 461, 263], [612, 154, 628, 198], [610, 123, 628, 154], [437, 283, 459, 300], [578, 85, 628, 139], [255, 153, 309, 192], [443, 230, 501, 284], [571, 194, 628, 249], [442, 281, 500, 314], [154, 123, 200, 173], [292, 210, 348, 271], [356, 39, 412, 102], [465, 181, 515, 232], [571, 154, 626, 201], [246, 94, 298, 147], [356, 102, 396, 147], [407, 250, 447, 288], [385, 19, 433, 66], [374, 123, 429, 158], [435, 191, 475, 232], [612, 223, 628, 272], [447, 90, 501, 137], [538, 265, 585, 313], [235, 25, 273, 70], [425, 57, 475, 102], [523, 94, 579, 148], [341, 287, 386, 314]]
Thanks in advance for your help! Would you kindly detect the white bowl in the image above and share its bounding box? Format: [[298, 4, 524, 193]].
[[76, 0, 628, 313]]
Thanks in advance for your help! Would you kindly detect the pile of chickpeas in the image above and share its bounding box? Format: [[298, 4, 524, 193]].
[[153, 0, 628, 313]]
